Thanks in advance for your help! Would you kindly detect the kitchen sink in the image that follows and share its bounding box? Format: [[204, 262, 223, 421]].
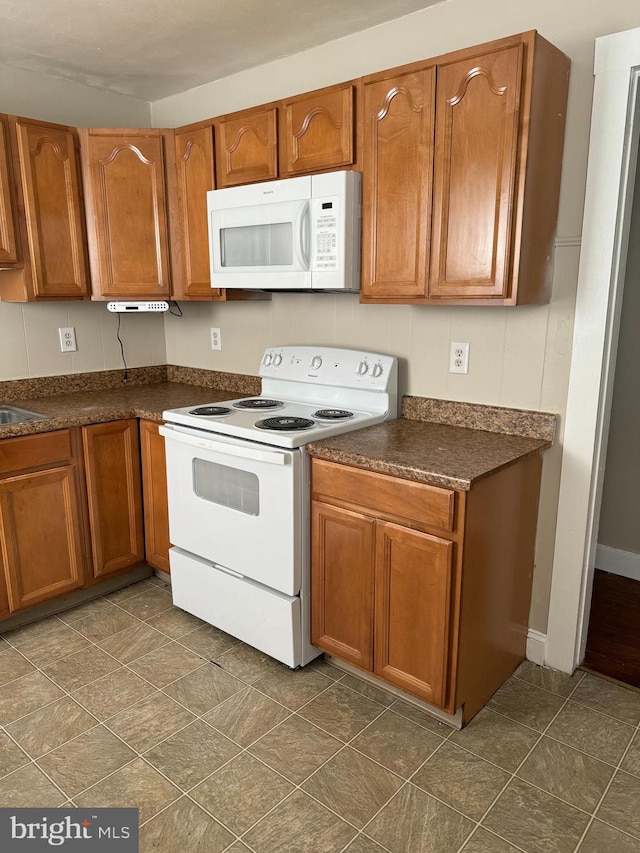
[[0, 404, 49, 425]]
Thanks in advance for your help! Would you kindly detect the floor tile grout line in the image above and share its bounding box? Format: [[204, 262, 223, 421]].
[[169, 679, 397, 844], [454, 675, 595, 853], [511, 668, 587, 699], [570, 704, 640, 850], [4, 592, 640, 849]]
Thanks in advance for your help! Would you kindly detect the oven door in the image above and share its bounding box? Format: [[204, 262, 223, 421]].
[[159, 423, 303, 596]]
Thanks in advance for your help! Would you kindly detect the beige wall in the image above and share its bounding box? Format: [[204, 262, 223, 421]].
[[598, 170, 640, 555], [0, 64, 164, 379], [3, 0, 640, 635], [155, 0, 640, 632]]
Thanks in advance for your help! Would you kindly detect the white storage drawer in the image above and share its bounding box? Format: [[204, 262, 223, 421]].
[[170, 546, 302, 667]]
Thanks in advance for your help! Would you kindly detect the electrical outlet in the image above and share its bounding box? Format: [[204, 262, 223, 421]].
[[449, 341, 469, 374], [59, 327, 77, 353], [210, 327, 222, 351]]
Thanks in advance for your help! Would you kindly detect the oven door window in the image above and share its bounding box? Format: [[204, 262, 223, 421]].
[[193, 458, 259, 516]]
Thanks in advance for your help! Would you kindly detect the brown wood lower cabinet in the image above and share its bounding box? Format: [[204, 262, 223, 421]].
[[311, 454, 543, 723], [82, 419, 145, 579], [0, 418, 166, 623], [0, 430, 87, 614], [139, 419, 171, 573]]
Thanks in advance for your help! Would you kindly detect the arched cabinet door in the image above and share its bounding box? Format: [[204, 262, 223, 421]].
[[15, 119, 90, 298], [361, 68, 435, 299], [214, 107, 278, 188], [174, 125, 221, 298], [283, 84, 354, 176], [429, 44, 524, 299], [80, 128, 172, 297], [0, 117, 18, 266]]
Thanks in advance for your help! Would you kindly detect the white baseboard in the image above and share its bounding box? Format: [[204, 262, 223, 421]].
[[596, 544, 640, 581], [526, 629, 547, 665]]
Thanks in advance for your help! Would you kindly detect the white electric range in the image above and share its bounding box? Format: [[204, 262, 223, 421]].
[[160, 346, 398, 667]]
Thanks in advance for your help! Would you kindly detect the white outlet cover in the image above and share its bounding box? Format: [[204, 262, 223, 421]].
[[449, 341, 469, 374], [59, 327, 77, 353], [210, 327, 222, 351]]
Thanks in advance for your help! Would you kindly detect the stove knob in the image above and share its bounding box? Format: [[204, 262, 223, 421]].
[[310, 355, 323, 370], [356, 360, 369, 376], [372, 363, 384, 378], [273, 353, 283, 367], [262, 352, 273, 366]]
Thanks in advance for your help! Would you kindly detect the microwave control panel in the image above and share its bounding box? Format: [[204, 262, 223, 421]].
[[311, 198, 339, 271]]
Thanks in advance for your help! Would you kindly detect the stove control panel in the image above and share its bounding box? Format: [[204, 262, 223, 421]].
[[259, 346, 397, 391]]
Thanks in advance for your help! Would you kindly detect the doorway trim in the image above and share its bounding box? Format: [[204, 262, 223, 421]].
[[546, 28, 640, 673]]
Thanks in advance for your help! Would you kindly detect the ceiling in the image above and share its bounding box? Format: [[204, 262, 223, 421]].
[[0, 0, 445, 102]]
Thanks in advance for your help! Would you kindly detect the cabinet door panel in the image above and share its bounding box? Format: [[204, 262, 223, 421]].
[[215, 108, 278, 187], [430, 45, 523, 298], [140, 419, 170, 574], [284, 86, 354, 175], [362, 69, 435, 299], [175, 126, 223, 298], [0, 467, 85, 610], [0, 118, 18, 265], [82, 420, 144, 578], [83, 131, 171, 297], [374, 521, 453, 706], [311, 501, 375, 669], [16, 121, 89, 297]]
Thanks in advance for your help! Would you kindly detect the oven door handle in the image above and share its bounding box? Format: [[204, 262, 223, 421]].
[[159, 424, 291, 465]]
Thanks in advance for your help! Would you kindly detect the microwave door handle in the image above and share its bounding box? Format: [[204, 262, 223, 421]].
[[294, 201, 310, 269], [159, 424, 290, 465]]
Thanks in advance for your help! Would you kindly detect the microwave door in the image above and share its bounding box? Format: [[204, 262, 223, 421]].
[[209, 198, 311, 286]]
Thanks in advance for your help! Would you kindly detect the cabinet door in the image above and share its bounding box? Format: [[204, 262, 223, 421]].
[[215, 107, 278, 188], [374, 521, 453, 707], [139, 419, 170, 574], [175, 125, 224, 299], [0, 467, 85, 611], [283, 85, 354, 176], [82, 420, 144, 578], [81, 130, 171, 297], [429, 45, 523, 299], [361, 68, 435, 299], [15, 120, 89, 297], [311, 501, 375, 670], [0, 117, 18, 265]]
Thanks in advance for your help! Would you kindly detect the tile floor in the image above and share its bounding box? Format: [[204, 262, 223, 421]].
[[0, 577, 639, 852]]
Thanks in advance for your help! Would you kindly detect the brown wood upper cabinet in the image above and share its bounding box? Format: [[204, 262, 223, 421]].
[[174, 124, 219, 299], [79, 128, 172, 298], [282, 84, 355, 176], [361, 32, 569, 305], [0, 116, 90, 302], [0, 117, 18, 267], [215, 106, 278, 188]]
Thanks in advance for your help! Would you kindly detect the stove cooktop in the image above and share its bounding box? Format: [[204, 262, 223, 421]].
[[163, 397, 384, 448], [163, 346, 399, 448]]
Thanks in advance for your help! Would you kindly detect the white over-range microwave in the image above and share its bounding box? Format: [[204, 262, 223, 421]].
[[207, 170, 361, 291]]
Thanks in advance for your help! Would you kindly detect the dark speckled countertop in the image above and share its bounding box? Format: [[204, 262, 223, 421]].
[[0, 366, 261, 439], [1, 366, 555, 491], [306, 418, 552, 491]]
